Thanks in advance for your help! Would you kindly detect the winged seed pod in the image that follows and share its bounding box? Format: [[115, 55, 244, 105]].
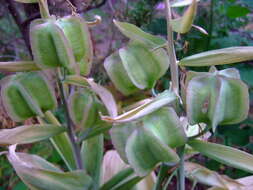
[[68, 88, 106, 130], [104, 42, 170, 95], [1, 72, 57, 122], [30, 15, 93, 75], [186, 67, 249, 132], [110, 107, 186, 176]]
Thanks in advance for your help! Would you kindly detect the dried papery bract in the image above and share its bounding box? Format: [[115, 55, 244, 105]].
[[1, 72, 57, 122]]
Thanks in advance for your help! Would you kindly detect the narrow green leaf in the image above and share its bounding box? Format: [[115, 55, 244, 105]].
[[126, 127, 179, 176], [0, 61, 40, 72], [102, 90, 177, 123], [100, 168, 135, 190], [113, 20, 167, 49], [179, 46, 253, 66], [7, 145, 92, 190], [81, 135, 104, 189], [171, 0, 197, 33], [111, 176, 143, 190], [43, 111, 77, 171], [0, 124, 65, 146], [188, 140, 253, 174]]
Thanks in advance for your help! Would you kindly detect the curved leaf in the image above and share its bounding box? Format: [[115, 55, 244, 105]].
[[102, 90, 177, 123], [179, 46, 253, 66], [7, 145, 92, 190], [0, 61, 40, 72], [188, 140, 253, 174], [113, 20, 166, 49], [0, 124, 65, 146]]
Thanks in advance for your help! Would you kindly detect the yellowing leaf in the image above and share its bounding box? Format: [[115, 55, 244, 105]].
[[102, 90, 177, 123], [171, 0, 200, 7], [171, 0, 197, 33], [188, 140, 253, 174], [14, 0, 38, 3], [0, 61, 40, 72], [0, 124, 65, 146], [179, 46, 253, 66]]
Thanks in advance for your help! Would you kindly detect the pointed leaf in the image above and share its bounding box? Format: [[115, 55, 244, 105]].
[[102, 90, 177, 123], [0, 124, 65, 146], [7, 145, 92, 190], [126, 127, 179, 176], [114, 20, 167, 49], [179, 46, 253, 66], [188, 140, 253, 174], [81, 135, 103, 189], [101, 168, 134, 190], [185, 162, 243, 189], [171, 0, 197, 33], [0, 61, 40, 72]]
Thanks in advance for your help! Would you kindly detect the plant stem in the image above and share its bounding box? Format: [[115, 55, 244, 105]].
[[57, 72, 83, 170], [177, 146, 185, 190], [38, 0, 50, 19], [152, 163, 169, 190], [163, 168, 177, 190], [165, 0, 179, 95]]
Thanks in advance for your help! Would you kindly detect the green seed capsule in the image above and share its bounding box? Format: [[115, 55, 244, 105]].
[[30, 15, 93, 75], [110, 107, 185, 175], [1, 72, 57, 122], [56, 16, 93, 76], [68, 89, 105, 130], [186, 67, 249, 132], [104, 42, 170, 95], [30, 19, 76, 73]]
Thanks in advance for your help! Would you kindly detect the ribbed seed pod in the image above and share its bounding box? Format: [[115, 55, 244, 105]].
[[186, 67, 249, 132], [30, 19, 76, 73], [68, 89, 105, 130], [110, 107, 186, 176], [1, 72, 57, 122], [56, 16, 93, 76], [30, 15, 93, 75], [104, 42, 170, 95]]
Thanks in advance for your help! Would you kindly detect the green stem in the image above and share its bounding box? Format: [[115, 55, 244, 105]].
[[206, 0, 214, 50], [57, 71, 83, 170], [165, 0, 179, 95], [163, 169, 177, 190], [152, 163, 169, 190], [177, 146, 185, 190], [38, 0, 50, 19]]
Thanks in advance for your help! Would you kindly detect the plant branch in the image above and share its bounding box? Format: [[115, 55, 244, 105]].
[[57, 71, 83, 170], [165, 0, 179, 95], [177, 145, 185, 190]]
